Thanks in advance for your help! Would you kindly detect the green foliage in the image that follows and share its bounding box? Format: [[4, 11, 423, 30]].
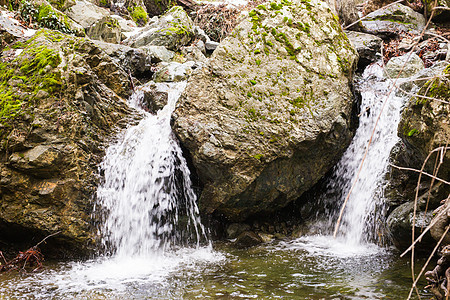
[[20, 1, 75, 34]]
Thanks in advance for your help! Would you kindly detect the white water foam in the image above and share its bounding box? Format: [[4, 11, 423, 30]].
[[331, 62, 407, 246], [294, 62, 408, 257], [24, 81, 225, 296], [97, 81, 206, 257]]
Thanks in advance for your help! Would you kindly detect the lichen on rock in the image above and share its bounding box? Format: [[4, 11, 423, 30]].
[[173, 0, 358, 221]]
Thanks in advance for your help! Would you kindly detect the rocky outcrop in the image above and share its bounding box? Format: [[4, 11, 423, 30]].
[[173, 0, 358, 221], [124, 6, 194, 51], [0, 29, 135, 256], [386, 63, 450, 249]]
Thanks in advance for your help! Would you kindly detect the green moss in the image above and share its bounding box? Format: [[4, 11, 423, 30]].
[[253, 153, 263, 160], [407, 128, 419, 136], [0, 30, 63, 128], [130, 6, 148, 26]]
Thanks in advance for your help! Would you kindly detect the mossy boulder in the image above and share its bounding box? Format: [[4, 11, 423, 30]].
[[173, 0, 358, 221], [124, 6, 194, 51], [361, 3, 426, 38], [0, 29, 135, 257]]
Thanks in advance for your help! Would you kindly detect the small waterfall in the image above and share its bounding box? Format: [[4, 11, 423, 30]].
[[96, 81, 206, 258], [324, 62, 407, 246]]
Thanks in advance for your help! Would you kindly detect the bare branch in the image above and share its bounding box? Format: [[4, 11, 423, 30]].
[[390, 164, 450, 185]]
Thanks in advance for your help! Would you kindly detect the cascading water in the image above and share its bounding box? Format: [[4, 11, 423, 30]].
[[301, 61, 408, 253], [96, 81, 206, 257], [330, 62, 406, 245]]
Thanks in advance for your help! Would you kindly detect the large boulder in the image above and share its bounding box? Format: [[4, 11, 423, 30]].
[[0, 29, 135, 257], [173, 0, 358, 221]]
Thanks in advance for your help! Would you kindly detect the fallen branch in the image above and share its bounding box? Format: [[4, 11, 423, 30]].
[[390, 163, 450, 186]]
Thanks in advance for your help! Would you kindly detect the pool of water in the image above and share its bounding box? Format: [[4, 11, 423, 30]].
[[0, 236, 431, 299]]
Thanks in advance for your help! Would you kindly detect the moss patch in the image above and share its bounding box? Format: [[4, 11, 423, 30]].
[[0, 30, 64, 137], [129, 6, 148, 26]]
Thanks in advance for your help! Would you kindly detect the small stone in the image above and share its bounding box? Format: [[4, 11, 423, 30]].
[[234, 231, 263, 248], [226, 223, 251, 239], [205, 41, 219, 51]]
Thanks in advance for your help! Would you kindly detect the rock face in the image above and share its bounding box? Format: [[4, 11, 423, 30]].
[[173, 0, 358, 221], [0, 29, 134, 256], [398, 64, 450, 172], [386, 63, 450, 249]]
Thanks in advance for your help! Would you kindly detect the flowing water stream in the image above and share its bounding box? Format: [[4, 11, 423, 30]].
[[0, 63, 433, 299]]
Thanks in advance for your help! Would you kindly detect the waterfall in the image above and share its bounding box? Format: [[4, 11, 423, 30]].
[[324, 62, 407, 246], [96, 81, 206, 257]]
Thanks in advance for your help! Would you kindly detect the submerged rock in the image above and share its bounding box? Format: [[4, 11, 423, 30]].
[[173, 0, 358, 221], [234, 231, 263, 248], [0, 29, 134, 257]]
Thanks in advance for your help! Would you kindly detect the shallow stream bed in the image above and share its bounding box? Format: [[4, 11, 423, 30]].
[[0, 236, 431, 299]]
